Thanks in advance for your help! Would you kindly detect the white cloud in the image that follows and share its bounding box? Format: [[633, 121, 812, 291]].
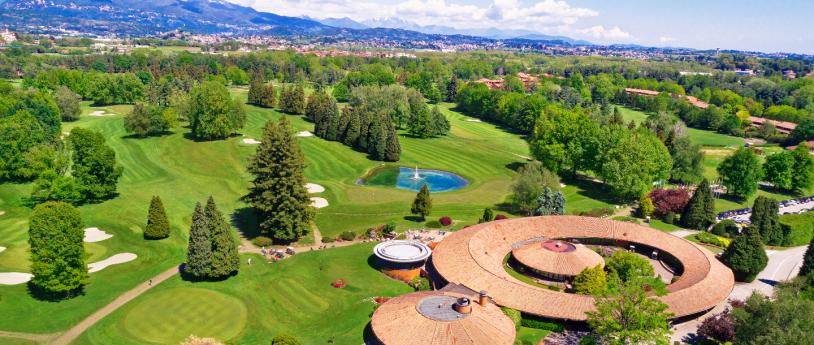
[[228, 0, 604, 32], [659, 36, 675, 43], [576, 25, 632, 41]]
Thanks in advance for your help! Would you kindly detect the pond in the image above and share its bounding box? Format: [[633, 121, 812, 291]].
[[363, 166, 469, 193]]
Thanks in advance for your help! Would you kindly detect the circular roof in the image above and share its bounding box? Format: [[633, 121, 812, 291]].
[[374, 240, 432, 263], [511, 239, 604, 277], [431, 216, 735, 321], [371, 291, 516, 345]]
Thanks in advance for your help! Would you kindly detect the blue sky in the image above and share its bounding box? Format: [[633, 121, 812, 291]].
[[231, 0, 813, 54]]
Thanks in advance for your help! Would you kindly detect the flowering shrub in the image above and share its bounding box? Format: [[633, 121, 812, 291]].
[[439, 216, 452, 226], [495, 214, 508, 220], [252, 236, 273, 247], [647, 188, 690, 216]]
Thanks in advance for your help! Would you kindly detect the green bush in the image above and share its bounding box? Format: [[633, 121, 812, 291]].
[[780, 211, 814, 246], [519, 317, 565, 332], [252, 236, 273, 247], [664, 211, 676, 224], [321, 236, 335, 243], [579, 336, 598, 345], [711, 219, 739, 238], [339, 231, 356, 241], [501, 307, 522, 329], [410, 276, 431, 291], [425, 220, 442, 228], [695, 232, 724, 247]]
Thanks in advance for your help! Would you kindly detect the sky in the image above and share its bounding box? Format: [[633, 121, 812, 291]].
[[229, 0, 814, 54]]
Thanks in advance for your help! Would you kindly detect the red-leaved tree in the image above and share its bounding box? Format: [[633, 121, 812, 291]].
[[697, 308, 735, 343], [647, 188, 690, 216]]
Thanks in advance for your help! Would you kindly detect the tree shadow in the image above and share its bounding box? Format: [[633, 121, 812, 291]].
[[504, 161, 525, 172], [759, 278, 779, 286], [231, 206, 260, 240], [565, 177, 620, 206], [181, 132, 242, 142], [403, 215, 425, 222], [178, 263, 239, 283], [27, 283, 86, 302], [362, 322, 382, 345], [121, 131, 175, 140], [367, 254, 384, 271]]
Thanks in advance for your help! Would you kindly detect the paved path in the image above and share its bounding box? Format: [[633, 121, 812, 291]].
[[49, 265, 180, 345], [671, 245, 808, 343], [669, 229, 700, 239]]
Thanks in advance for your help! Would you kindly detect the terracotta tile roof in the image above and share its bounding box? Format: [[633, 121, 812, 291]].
[[371, 291, 516, 345], [511, 240, 604, 277], [431, 216, 734, 321], [624, 88, 710, 109], [748, 116, 797, 134]]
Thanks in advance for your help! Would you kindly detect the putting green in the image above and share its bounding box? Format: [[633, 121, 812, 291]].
[[120, 287, 247, 344]]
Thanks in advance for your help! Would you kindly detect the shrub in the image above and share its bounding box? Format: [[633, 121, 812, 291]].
[[501, 307, 522, 329], [637, 195, 655, 217], [321, 236, 335, 243], [382, 222, 396, 236], [697, 308, 735, 343], [577, 208, 613, 218], [252, 236, 273, 247], [495, 214, 508, 220], [410, 276, 431, 291], [695, 232, 725, 247], [711, 219, 740, 238], [339, 231, 356, 241], [647, 188, 690, 216], [439, 216, 452, 226], [579, 337, 597, 345], [270, 334, 301, 345], [519, 317, 565, 332], [425, 220, 442, 228], [663, 211, 676, 224]]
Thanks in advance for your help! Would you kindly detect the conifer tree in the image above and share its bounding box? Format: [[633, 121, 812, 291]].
[[384, 122, 401, 162], [534, 187, 566, 216], [144, 195, 170, 239], [185, 202, 211, 278], [479, 208, 494, 223], [245, 117, 314, 242], [280, 85, 305, 114], [343, 109, 361, 147], [248, 78, 263, 105], [799, 235, 814, 277], [446, 75, 458, 102], [681, 179, 716, 230], [721, 227, 768, 282], [205, 196, 240, 278], [367, 119, 387, 160], [411, 184, 432, 220], [750, 196, 784, 245]]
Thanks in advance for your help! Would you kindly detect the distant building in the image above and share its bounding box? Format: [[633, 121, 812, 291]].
[[735, 69, 756, 76], [0, 29, 16, 44], [748, 116, 797, 134], [624, 88, 709, 109], [784, 70, 797, 80]]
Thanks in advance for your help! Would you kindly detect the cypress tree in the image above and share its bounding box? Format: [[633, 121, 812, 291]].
[[480, 208, 494, 223], [205, 196, 240, 278], [367, 120, 387, 160], [721, 227, 768, 282], [682, 179, 716, 230], [144, 195, 170, 239], [446, 75, 458, 102], [29, 201, 88, 296], [411, 184, 432, 220], [750, 196, 783, 245], [384, 122, 401, 162], [343, 109, 361, 147], [245, 117, 314, 242], [800, 235, 814, 277], [185, 202, 211, 278]]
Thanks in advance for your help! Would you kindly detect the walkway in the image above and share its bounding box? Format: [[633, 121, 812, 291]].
[[671, 245, 808, 343], [50, 265, 180, 345]]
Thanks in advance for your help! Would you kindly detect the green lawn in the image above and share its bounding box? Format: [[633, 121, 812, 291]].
[[76, 243, 413, 344], [616, 105, 744, 148], [517, 326, 550, 344]]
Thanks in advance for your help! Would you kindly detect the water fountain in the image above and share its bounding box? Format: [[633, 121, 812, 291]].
[[412, 165, 421, 180]]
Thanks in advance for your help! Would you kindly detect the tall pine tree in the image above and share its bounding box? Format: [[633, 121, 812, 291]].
[[721, 227, 768, 282], [750, 196, 784, 245], [185, 202, 211, 278], [411, 184, 432, 220], [800, 235, 814, 277], [681, 179, 716, 230], [384, 117, 401, 162], [205, 196, 240, 278], [245, 117, 314, 242], [144, 195, 170, 239]]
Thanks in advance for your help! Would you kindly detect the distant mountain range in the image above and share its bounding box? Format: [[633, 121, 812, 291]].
[[0, 0, 589, 46], [311, 16, 591, 45]]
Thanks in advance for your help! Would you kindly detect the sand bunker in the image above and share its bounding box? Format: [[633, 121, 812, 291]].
[[0, 272, 33, 285], [88, 253, 138, 273], [242, 138, 261, 145], [310, 197, 329, 209], [89, 110, 114, 117], [296, 131, 314, 137], [0, 246, 5, 254], [466, 119, 482, 122], [84, 227, 113, 243], [305, 183, 325, 193], [0, 210, 5, 216]]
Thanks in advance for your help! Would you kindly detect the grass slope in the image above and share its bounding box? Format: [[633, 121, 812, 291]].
[[76, 243, 413, 344]]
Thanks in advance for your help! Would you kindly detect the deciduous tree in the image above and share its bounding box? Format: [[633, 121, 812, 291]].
[[53, 86, 81, 121], [28, 201, 87, 296], [718, 148, 763, 199]]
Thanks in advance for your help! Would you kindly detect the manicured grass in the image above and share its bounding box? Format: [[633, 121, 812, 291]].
[[616, 105, 744, 147], [120, 287, 248, 344], [517, 326, 550, 344], [779, 211, 814, 246], [648, 219, 685, 232], [76, 243, 413, 344]]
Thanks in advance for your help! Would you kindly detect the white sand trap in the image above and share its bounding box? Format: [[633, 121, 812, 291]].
[[0, 246, 5, 253], [0, 272, 33, 285], [466, 119, 482, 122], [305, 183, 325, 193], [296, 131, 314, 137], [89, 110, 113, 117], [242, 138, 261, 145], [0, 210, 5, 216], [88, 253, 138, 273], [84, 227, 113, 243], [310, 197, 329, 209]]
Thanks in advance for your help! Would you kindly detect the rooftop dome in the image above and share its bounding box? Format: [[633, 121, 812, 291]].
[[373, 240, 432, 264], [512, 239, 604, 278], [371, 291, 516, 345]]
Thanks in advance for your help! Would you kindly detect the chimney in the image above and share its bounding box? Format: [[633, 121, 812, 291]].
[[453, 297, 472, 314], [478, 290, 489, 306]]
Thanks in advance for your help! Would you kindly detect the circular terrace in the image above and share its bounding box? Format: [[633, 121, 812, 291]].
[[430, 216, 735, 321]]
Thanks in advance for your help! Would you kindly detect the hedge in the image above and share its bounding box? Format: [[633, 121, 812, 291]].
[[780, 211, 814, 246], [322, 236, 336, 243], [339, 231, 356, 241], [519, 317, 565, 332], [252, 236, 273, 247]]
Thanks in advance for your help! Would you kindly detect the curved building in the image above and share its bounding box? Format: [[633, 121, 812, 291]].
[[431, 216, 734, 321], [373, 240, 432, 282], [511, 239, 604, 281], [371, 291, 516, 345]]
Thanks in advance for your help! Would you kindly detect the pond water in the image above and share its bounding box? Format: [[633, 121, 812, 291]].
[[364, 166, 469, 193]]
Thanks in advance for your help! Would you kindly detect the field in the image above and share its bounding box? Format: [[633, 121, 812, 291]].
[[75, 243, 412, 344]]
